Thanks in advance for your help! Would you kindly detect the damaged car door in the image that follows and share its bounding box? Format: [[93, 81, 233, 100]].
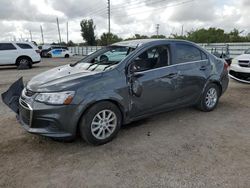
[[127, 44, 179, 117]]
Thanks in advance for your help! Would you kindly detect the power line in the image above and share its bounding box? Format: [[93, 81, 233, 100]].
[[112, 0, 195, 18], [86, 0, 194, 18], [111, 0, 171, 11], [86, 0, 170, 18]]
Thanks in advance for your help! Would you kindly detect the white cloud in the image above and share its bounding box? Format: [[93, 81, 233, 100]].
[[0, 0, 249, 43]]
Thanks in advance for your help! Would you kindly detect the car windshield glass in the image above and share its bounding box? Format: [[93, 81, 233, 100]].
[[74, 46, 135, 72], [245, 49, 250, 54]]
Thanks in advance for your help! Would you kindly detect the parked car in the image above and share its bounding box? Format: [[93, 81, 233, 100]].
[[47, 48, 73, 58], [17, 39, 229, 145], [0, 42, 41, 69], [40, 46, 69, 57], [229, 49, 250, 83], [211, 45, 232, 66], [97, 47, 128, 62]]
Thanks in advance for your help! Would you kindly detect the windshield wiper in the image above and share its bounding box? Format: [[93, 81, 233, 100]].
[[103, 62, 118, 71], [70, 60, 81, 67]]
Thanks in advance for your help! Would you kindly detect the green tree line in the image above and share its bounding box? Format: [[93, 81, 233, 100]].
[[71, 19, 250, 46]]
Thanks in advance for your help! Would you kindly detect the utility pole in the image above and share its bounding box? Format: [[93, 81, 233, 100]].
[[181, 25, 184, 36], [66, 21, 69, 44], [40, 25, 44, 44], [107, 0, 111, 34], [56, 17, 62, 44], [29, 30, 33, 42], [156, 24, 160, 38]]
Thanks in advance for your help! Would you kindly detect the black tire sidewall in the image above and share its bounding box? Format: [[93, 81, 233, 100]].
[[17, 57, 32, 69], [80, 102, 122, 145], [200, 83, 219, 112]]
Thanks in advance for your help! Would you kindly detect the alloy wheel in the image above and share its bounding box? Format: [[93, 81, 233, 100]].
[[91, 110, 117, 140], [205, 88, 218, 109]]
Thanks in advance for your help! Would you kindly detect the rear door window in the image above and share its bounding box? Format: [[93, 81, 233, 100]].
[[0, 43, 17, 51], [16, 43, 33, 49], [175, 44, 207, 64]]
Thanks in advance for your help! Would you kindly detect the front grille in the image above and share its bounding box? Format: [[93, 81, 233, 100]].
[[239, 60, 250, 68], [19, 99, 32, 126], [20, 99, 29, 108], [229, 70, 250, 81], [25, 89, 35, 97]]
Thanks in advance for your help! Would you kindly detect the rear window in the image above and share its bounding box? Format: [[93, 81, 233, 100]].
[[16, 43, 33, 49], [0, 43, 16, 51], [175, 44, 207, 64]]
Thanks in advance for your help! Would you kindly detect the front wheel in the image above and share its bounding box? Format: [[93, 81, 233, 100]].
[[79, 101, 122, 145], [197, 83, 220, 112]]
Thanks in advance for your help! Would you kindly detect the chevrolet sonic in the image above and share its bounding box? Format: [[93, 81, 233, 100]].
[[18, 39, 229, 145]]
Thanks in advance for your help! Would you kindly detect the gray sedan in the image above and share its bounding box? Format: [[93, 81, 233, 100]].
[[18, 39, 229, 145]]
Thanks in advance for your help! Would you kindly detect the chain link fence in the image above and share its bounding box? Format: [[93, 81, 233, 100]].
[[69, 43, 250, 58]]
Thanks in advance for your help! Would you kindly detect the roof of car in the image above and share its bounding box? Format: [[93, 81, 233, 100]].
[[112, 39, 187, 48], [0, 41, 33, 44]]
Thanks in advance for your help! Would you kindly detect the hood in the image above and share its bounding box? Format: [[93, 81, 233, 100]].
[[27, 64, 101, 92], [235, 54, 250, 60]]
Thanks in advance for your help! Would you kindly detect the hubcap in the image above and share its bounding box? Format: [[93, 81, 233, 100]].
[[205, 88, 217, 108], [91, 110, 117, 140], [20, 59, 28, 65]]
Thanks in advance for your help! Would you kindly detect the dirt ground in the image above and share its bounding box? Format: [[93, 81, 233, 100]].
[[0, 58, 249, 188]]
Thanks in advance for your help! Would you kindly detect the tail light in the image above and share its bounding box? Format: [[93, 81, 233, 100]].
[[224, 61, 229, 71], [35, 50, 40, 54]]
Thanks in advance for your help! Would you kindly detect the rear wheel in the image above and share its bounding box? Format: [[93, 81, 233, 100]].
[[17, 57, 32, 69], [197, 83, 219, 112], [79, 101, 122, 145]]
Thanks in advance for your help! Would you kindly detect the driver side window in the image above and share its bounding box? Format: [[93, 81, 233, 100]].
[[130, 45, 169, 73]]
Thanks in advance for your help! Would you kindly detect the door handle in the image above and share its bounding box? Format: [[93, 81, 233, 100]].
[[166, 73, 178, 78], [200, 66, 207, 71]]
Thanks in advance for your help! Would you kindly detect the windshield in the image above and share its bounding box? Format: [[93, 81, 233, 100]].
[[244, 49, 250, 54], [74, 46, 135, 72]]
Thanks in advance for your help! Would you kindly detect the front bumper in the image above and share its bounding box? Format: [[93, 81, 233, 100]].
[[18, 97, 79, 138], [229, 64, 250, 83]]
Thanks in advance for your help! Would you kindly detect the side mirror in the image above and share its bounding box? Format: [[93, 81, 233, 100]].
[[131, 78, 143, 97]]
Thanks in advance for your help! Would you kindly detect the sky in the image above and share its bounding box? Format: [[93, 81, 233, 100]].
[[0, 0, 249, 44]]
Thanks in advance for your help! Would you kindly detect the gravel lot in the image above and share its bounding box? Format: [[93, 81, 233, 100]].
[[0, 58, 249, 188]]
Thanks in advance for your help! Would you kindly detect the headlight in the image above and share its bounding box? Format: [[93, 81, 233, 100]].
[[35, 91, 75, 105], [231, 59, 238, 65]]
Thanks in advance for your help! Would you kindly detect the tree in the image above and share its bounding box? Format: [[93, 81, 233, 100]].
[[98, 32, 123, 46], [169, 27, 250, 43], [80, 19, 96, 45], [151, 35, 166, 39], [67, 40, 75, 46], [125, 34, 149, 40]]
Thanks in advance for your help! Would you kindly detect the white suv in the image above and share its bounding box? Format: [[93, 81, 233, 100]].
[[0, 42, 41, 69]]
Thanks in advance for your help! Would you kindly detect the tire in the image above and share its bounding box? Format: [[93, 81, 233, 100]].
[[17, 57, 32, 69], [65, 54, 70, 58], [79, 101, 122, 145], [197, 83, 220, 112]]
